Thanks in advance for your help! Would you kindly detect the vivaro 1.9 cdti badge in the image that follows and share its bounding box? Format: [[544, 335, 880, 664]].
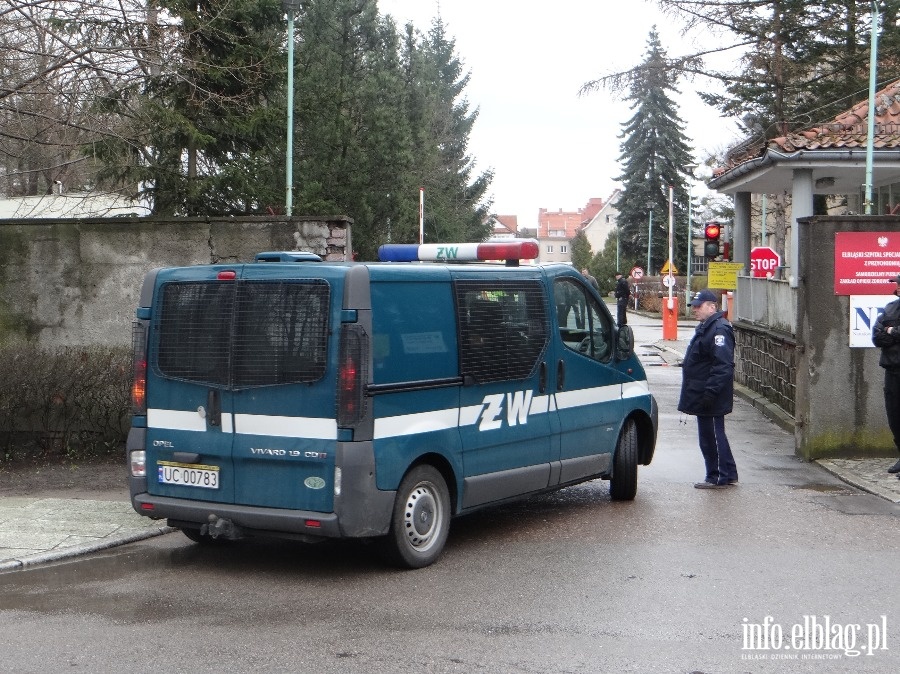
[[128, 240, 657, 567]]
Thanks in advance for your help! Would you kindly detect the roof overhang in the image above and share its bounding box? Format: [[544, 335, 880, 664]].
[[708, 148, 900, 196]]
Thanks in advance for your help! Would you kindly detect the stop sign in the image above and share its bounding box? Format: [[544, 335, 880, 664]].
[[750, 247, 781, 278]]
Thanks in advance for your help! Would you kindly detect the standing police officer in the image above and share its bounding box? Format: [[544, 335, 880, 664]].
[[678, 289, 738, 489], [872, 274, 900, 476]]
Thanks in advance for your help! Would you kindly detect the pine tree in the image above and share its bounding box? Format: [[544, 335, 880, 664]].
[[615, 30, 694, 276]]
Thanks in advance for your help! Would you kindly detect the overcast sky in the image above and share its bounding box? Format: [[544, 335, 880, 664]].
[[378, 0, 744, 228]]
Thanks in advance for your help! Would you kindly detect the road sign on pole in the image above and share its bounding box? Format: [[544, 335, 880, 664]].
[[750, 247, 781, 278]]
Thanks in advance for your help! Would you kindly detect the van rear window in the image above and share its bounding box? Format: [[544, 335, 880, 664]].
[[156, 280, 329, 387]]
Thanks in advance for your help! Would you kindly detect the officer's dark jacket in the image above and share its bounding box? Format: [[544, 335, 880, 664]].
[[614, 277, 630, 301], [872, 298, 900, 371], [678, 310, 735, 417]]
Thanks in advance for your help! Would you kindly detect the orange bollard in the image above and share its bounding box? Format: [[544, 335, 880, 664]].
[[662, 295, 679, 340]]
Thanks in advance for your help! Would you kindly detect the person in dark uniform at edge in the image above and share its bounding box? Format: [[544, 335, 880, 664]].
[[678, 289, 738, 489], [871, 274, 900, 476], [614, 271, 630, 326]]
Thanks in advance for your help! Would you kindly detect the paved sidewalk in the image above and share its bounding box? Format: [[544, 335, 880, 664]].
[[0, 309, 897, 572], [634, 315, 900, 506], [0, 495, 172, 572]]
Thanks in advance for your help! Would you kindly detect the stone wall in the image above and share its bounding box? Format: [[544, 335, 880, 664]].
[[0, 215, 352, 348]]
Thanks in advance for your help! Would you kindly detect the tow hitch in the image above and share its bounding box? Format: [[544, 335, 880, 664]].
[[201, 514, 243, 540]]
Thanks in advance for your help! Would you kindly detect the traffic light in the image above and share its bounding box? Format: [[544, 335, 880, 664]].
[[704, 222, 721, 258]]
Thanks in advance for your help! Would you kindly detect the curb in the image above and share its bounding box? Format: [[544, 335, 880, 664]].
[[816, 460, 900, 504], [0, 525, 174, 573]]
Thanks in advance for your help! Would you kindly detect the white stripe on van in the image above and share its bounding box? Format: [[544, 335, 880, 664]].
[[148, 408, 229, 432], [554, 384, 622, 410], [234, 414, 337, 439], [147, 409, 333, 439], [622, 379, 650, 399], [374, 408, 460, 439]]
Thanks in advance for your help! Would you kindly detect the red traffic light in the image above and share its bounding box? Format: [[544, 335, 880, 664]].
[[704, 222, 722, 258]]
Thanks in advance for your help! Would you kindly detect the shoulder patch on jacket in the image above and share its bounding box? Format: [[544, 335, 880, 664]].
[[714, 335, 725, 347]]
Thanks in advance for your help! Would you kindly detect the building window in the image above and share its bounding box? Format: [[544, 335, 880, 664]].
[[560, 245, 568, 254], [547, 245, 553, 253]]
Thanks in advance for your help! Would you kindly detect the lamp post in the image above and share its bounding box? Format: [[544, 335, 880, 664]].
[[283, 0, 301, 216], [684, 164, 698, 315], [646, 200, 654, 275], [864, 0, 880, 214]]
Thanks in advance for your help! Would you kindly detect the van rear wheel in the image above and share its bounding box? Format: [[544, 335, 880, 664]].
[[610, 419, 638, 501], [381, 465, 451, 569]]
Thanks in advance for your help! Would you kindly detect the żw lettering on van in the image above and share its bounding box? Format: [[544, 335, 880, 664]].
[[478, 391, 533, 431], [436, 246, 458, 259]]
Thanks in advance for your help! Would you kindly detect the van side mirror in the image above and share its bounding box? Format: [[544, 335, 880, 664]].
[[615, 325, 634, 360]]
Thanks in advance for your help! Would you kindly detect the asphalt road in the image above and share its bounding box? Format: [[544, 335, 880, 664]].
[[0, 318, 898, 673]]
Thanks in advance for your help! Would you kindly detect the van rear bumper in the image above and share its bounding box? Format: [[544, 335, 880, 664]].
[[131, 492, 393, 540]]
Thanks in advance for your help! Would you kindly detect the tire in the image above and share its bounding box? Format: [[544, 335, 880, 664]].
[[610, 419, 638, 501], [380, 465, 451, 569]]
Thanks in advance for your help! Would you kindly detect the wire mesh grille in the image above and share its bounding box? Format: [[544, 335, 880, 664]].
[[455, 280, 548, 384], [157, 282, 234, 386], [155, 280, 330, 388]]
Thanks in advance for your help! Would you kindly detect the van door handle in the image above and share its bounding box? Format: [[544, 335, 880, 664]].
[[557, 359, 565, 390], [539, 361, 547, 393], [207, 389, 221, 427]]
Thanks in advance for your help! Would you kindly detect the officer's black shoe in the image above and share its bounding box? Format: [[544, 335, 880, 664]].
[[888, 458, 900, 474], [694, 481, 728, 489]]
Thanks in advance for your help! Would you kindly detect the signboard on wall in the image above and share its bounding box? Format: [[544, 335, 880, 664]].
[[848, 295, 895, 347], [834, 232, 900, 295]]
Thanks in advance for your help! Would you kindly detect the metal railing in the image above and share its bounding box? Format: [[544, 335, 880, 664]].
[[734, 276, 796, 335]]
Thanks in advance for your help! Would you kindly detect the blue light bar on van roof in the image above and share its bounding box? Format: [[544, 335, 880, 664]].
[[378, 240, 539, 262]]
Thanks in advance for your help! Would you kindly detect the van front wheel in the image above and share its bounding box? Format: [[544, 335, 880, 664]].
[[381, 466, 451, 569], [610, 419, 638, 501]]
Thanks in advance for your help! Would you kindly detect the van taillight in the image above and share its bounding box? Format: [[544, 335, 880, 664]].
[[337, 325, 367, 426], [132, 322, 147, 415]]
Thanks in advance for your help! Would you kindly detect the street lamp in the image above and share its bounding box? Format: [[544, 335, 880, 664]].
[[283, 0, 302, 216], [684, 163, 698, 315], [646, 200, 654, 275]]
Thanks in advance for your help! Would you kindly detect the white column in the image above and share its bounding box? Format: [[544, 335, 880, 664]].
[[790, 169, 814, 288], [733, 192, 751, 273]]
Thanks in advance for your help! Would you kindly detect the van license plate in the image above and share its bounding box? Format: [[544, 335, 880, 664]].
[[157, 461, 219, 489]]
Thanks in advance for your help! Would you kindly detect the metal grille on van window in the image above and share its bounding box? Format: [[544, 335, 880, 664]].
[[157, 282, 234, 386], [156, 280, 329, 388], [232, 281, 329, 387], [455, 280, 548, 384]]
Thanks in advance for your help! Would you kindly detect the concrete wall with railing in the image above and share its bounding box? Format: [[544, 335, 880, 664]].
[[0, 215, 352, 348]]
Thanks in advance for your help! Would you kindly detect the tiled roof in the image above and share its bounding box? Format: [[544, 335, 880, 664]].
[[716, 79, 900, 176], [537, 198, 604, 237], [492, 214, 518, 232]]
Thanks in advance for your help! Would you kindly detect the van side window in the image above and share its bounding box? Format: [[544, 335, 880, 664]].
[[455, 280, 548, 383], [554, 277, 612, 362], [156, 280, 330, 387]]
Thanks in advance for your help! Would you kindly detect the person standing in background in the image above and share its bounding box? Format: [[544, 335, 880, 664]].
[[614, 272, 630, 326], [872, 274, 900, 476]]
